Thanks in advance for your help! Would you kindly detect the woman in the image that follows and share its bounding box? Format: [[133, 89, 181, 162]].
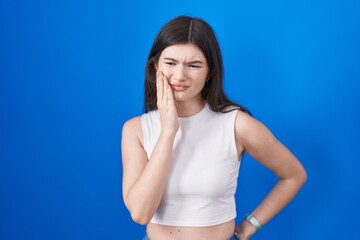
[[121, 16, 307, 240]]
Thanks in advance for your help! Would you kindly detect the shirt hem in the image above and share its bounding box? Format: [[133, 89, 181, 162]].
[[150, 214, 236, 227]]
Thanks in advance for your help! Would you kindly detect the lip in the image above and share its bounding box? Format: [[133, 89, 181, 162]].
[[171, 84, 189, 91]]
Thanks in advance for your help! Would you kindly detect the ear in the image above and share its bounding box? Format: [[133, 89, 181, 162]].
[[154, 61, 158, 71]]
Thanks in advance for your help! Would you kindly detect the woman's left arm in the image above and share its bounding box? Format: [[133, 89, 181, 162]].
[[234, 110, 307, 239]]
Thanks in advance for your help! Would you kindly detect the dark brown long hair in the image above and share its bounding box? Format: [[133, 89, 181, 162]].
[[144, 16, 251, 115]]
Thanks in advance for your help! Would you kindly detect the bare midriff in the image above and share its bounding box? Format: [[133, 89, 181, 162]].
[[146, 219, 235, 240]]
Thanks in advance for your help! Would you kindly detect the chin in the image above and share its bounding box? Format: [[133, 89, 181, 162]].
[[173, 93, 187, 102], [173, 92, 202, 103], [174, 96, 186, 102]]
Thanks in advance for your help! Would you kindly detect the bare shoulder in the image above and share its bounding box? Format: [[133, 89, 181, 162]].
[[122, 116, 143, 146], [234, 110, 278, 151], [234, 110, 266, 137], [123, 116, 142, 131]]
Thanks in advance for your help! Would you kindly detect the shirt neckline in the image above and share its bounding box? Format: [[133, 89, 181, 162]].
[[178, 103, 209, 121]]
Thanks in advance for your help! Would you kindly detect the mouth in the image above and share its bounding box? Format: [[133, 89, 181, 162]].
[[171, 84, 189, 91]]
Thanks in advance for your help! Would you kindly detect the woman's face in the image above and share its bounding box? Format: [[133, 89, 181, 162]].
[[156, 43, 209, 103]]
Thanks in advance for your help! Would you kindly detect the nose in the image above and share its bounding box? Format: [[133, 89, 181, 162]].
[[171, 65, 187, 82]]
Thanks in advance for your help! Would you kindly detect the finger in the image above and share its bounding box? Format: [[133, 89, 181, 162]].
[[161, 72, 168, 87], [161, 73, 175, 103], [162, 73, 174, 107], [162, 74, 169, 107], [162, 72, 171, 87], [156, 71, 163, 103], [167, 81, 175, 104]]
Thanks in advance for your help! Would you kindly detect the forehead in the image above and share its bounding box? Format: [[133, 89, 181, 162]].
[[160, 43, 206, 61]]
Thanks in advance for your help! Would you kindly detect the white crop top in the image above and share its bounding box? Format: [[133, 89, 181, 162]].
[[141, 104, 241, 227]]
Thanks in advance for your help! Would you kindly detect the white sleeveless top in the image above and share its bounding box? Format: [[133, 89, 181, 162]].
[[141, 104, 241, 227]]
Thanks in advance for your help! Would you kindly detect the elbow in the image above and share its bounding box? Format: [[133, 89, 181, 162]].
[[124, 195, 154, 225], [131, 214, 151, 225], [283, 166, 307, 188], [130, 209, 153, 225], [302, 170, 308, 185], [298, 167, 307, 187]]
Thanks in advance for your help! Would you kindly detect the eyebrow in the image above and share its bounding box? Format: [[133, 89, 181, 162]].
[[163, 57, 204, 64]]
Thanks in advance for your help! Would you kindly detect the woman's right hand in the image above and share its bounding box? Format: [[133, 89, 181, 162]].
[[235, 221, 256, 240], [156, 71, 179, 136]]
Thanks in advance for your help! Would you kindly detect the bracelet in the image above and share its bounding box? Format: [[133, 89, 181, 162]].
[[245, 213, 263, 232]]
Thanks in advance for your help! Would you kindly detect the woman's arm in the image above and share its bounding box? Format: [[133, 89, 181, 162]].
[[234, 111, 307, 239], [121, 72, 179, 225]]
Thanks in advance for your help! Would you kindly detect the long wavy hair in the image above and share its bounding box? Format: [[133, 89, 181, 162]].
[[144, 16, 251, 115]]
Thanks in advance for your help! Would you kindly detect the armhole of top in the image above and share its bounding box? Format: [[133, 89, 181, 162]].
[[230, 109, 242, 161], [140, 114, 149, 158]]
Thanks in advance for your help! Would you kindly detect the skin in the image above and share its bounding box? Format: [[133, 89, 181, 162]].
[[121, 43, 307, 240]]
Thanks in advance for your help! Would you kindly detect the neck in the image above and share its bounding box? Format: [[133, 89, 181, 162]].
[[175, 99, 206, 118]]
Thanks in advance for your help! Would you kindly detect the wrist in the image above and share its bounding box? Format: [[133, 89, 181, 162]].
[[160, 129, 177, 139], [245, 213, 263, 232], [236, 221, 257, 238]]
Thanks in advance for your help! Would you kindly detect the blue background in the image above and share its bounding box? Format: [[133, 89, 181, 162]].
[[1, 0, 359, 239]]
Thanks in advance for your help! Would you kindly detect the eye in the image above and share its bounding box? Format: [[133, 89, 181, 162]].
[[165, 62, 176, 66], [189, 64, 200, 68]]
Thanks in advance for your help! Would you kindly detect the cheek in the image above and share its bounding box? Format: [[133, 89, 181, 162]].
[[193, 71, 208, 84], [158, 63, 172, 75]]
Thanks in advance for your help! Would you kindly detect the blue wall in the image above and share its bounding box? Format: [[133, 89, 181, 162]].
[[1, 0, 359, 239]]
